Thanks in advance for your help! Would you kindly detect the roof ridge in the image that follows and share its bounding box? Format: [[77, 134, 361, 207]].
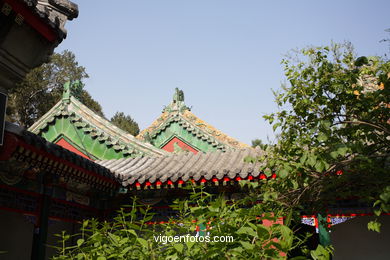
[[138, 109, 248, 151], [137, 88, 248, 151], [69, 97, 166, 155], [182, 110, 248, 149], [29, 92, 168, 157], [28, 99, 64, 133]]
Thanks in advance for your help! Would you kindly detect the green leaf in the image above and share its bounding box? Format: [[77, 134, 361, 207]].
[[127, 229, 138, 237], [137, 238, 148, 248], [307, 155, 317, 167], [314, 161, 324, 172], [279, 225, 293, 248], [273, 122, 281, 131], [240, 241, 255, 250], [173, 244, 184, 253], [186, 241, 196, 250], [237, 226, 257, 237], [368, 221, 381, 233], [379, 190, 390, 203], [310, 245, 330, 260], [76, 238, 84, 247], [330, 150, 339, 159], [264, 168, 272, 177], [337, 146, 348, 156], [121, 246, 132, 255], [82, 220, 89, 228], [278, 168, 289, 178], [320, 120, 331, 128], [256, 225, 270, 239], [300, 153, 308, 164], [317, 132, 328, 142]]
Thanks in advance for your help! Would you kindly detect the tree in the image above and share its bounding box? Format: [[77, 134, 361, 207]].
[[6, 50, 104, 127], [260, 42, 389, 226], [52, 42, 389, 259], [251, 139, 267, 149], [110, 112, 140, 136], [53, 186, 304, 260]]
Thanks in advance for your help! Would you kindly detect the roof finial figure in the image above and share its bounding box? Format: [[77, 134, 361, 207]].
[[173, 87, 185, 103], [163, 88, 190, 113], [62, 80, 82, 103], [62, 81, 71, 101]]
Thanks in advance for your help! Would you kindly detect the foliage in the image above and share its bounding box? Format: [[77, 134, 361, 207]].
[[259, 42, 389, 221], [251, 139, 267, 150], [53, 42, 388, 259], [110, 112, 140, 136], [6, 50, 103, 127], [53, 184, 322, 259]]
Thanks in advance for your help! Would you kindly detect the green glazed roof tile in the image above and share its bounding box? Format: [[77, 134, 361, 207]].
[[28, 84, 167, 160], [137, 89, 249, 153]]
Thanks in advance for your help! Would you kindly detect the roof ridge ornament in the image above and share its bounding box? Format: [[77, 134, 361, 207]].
[[163, 88, 190, 113], [62, 80, 81, 103]]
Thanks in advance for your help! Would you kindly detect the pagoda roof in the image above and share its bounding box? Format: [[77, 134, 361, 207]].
[[0, 0, 78, 90], [29, 82, 168, 159], [137, 88, 249, 152], [19, 0, 79, 41], [97, 146, 264, 188], [1, 122, 119, 192]]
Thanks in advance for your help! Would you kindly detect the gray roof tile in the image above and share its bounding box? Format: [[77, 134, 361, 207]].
[[96, 147, 264, 187]]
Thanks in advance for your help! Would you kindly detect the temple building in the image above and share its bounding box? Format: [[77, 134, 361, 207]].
[[0, 83, 257, 259], [137, 88, 248, 154], [0, 0, 79, 149], [28, 81, 167, 160], [1, 82, 390, 259], [1, 1, 389, 258], [0, 121, 120, 259]]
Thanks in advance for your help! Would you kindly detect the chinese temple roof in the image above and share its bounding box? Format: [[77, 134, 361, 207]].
[[0, 0, 79, 90], [19, 0, 79, 40], [1, 122, 119, 191], [137, 88, 249, 153], [97, 146, 264, 188], [29, 81, 168, 160]]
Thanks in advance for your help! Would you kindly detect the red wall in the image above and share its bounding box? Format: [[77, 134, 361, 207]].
[[56, 138, 91, 160], [162, 137, 198, 154]]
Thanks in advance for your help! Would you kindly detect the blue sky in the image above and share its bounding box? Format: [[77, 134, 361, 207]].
[[57, 0, 389, 145]]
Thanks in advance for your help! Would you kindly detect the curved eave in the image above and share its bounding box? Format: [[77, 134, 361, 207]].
[[97, 147, 265, 190], [28, 97, 168, 157], [2, 122, 120, 192]]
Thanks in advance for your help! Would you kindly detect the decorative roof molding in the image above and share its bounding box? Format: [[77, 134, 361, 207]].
[[33, 0, 78, 38], [0, 0, 79, 90], [162, 88, 190, 113], [3, 122, 119, 192], [138, 89, 248, 151], [29, 81, 168, 158]]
